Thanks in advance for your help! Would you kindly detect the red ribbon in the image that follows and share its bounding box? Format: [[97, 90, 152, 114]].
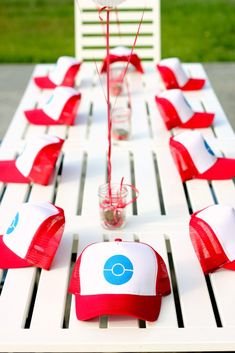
[[100, 178, 139, 229], [119, 177, 139, 209], [98, 6, 112, 199], [97, 6, 141, 212], [99, 6, 110, 21], [112, 9, 145, 113]]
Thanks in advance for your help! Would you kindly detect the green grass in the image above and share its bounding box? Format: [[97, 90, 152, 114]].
[[161, 0, 235, 61], [0, 0, 75, 63], [0, 0, 235, 62]]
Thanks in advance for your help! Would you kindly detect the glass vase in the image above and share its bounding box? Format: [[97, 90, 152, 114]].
[[98, 183, 128, 230]]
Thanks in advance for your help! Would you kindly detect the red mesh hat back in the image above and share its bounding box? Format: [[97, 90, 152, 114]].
[[155, 251, 171, 296], [28, 138, 64, 185], [189, 213, 229, 274], [1, 202, 65, 270], [25, 206, 65, 270]]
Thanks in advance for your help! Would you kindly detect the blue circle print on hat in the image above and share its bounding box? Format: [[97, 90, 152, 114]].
[[6, 212, 19, 234], [103, 255, 134, 285], [204, 140, 215, 156], [46, 94, 54, 105]]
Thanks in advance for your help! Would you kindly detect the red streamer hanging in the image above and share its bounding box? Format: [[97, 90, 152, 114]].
[[98, 5, 142, 209]]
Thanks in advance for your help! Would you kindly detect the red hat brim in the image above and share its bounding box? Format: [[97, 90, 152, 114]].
[[75, 293, 162, 322], [222, 261, 235, 271], [181, 78, 206, 91], [170, 138, 235, 181], [0, 160, 30, 183], [101, 54, 144, 74], [157, 64, 205, 91], [180, 112, 215, 129], [0, 235, 31, 269], [156, 96, 214, 129], [198, 158, 235, 180], [24, 109, 62, 126], [34, 76, 57, 89]]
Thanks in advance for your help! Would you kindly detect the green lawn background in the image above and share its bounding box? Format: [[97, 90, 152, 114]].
[[0, 0, 235, 63]]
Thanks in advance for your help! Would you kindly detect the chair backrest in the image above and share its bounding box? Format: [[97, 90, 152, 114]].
[[74, 0, 161, 62]]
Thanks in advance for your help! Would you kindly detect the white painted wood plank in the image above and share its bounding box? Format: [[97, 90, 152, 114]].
[[47, 125, 68, 140], [0, 267, 37, 329], [54, 151, 83, 218], [143, 66, 170, 142], [186, 180, 215, 213], [30, 231, 73, 329], [211, 180, 235, 207], [81, 35, 155, 47], [82, 149, 106, 218], [81, 48, 155, 60], [3, 327, 235, 352], [81, 22, 154, 33], [127, 72, 150, 140], [147, 92, 171, 142], [154, 146, 189, 218], [210, 269, 235, 327], [88, 73, 107, 145], [140, 233, 178, 328], [111, 147, 132, 216], [81, 10, 155, 21], [25, 124, 47, 140], [68, 63, 94, 143], [27, 183, 54, 205], [132, 145, 161, 216], [170, 229, 217, 327]]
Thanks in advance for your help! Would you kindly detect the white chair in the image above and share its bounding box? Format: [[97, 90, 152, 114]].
[[74, 0, 161, 62]]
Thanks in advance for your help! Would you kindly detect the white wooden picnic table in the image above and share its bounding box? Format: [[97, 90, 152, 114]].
[[0, 62, 235, 352]]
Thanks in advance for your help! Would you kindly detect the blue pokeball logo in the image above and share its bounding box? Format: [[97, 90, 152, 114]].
[[46, 94, 54, 105], [103, 255, 134, 285], [6, 212, 19, 234], [204, 140, 215, 156]]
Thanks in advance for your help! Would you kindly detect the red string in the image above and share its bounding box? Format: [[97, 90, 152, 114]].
[[106, 9, 112, 200], [98, 6, 140, 214], [112, 9, 145, 113], [98, 7, 112, 200], [100, 178, 139, 211], [94, 60, 107, 103], [99, 6, 109, 20]]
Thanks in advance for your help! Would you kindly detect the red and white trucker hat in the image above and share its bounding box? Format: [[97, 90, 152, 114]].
[[155, 89, 214, 129], [157, 58, 205, 91], [170, 130, 235, 181], [190, 205, 235, 274], [69, 239, 171, 321], [34, 56, 81, 89], [100, 46, 144, 74], [24, 87, 81, 125], [0, 201, 65, 270], [0, 135, 64, 185]]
